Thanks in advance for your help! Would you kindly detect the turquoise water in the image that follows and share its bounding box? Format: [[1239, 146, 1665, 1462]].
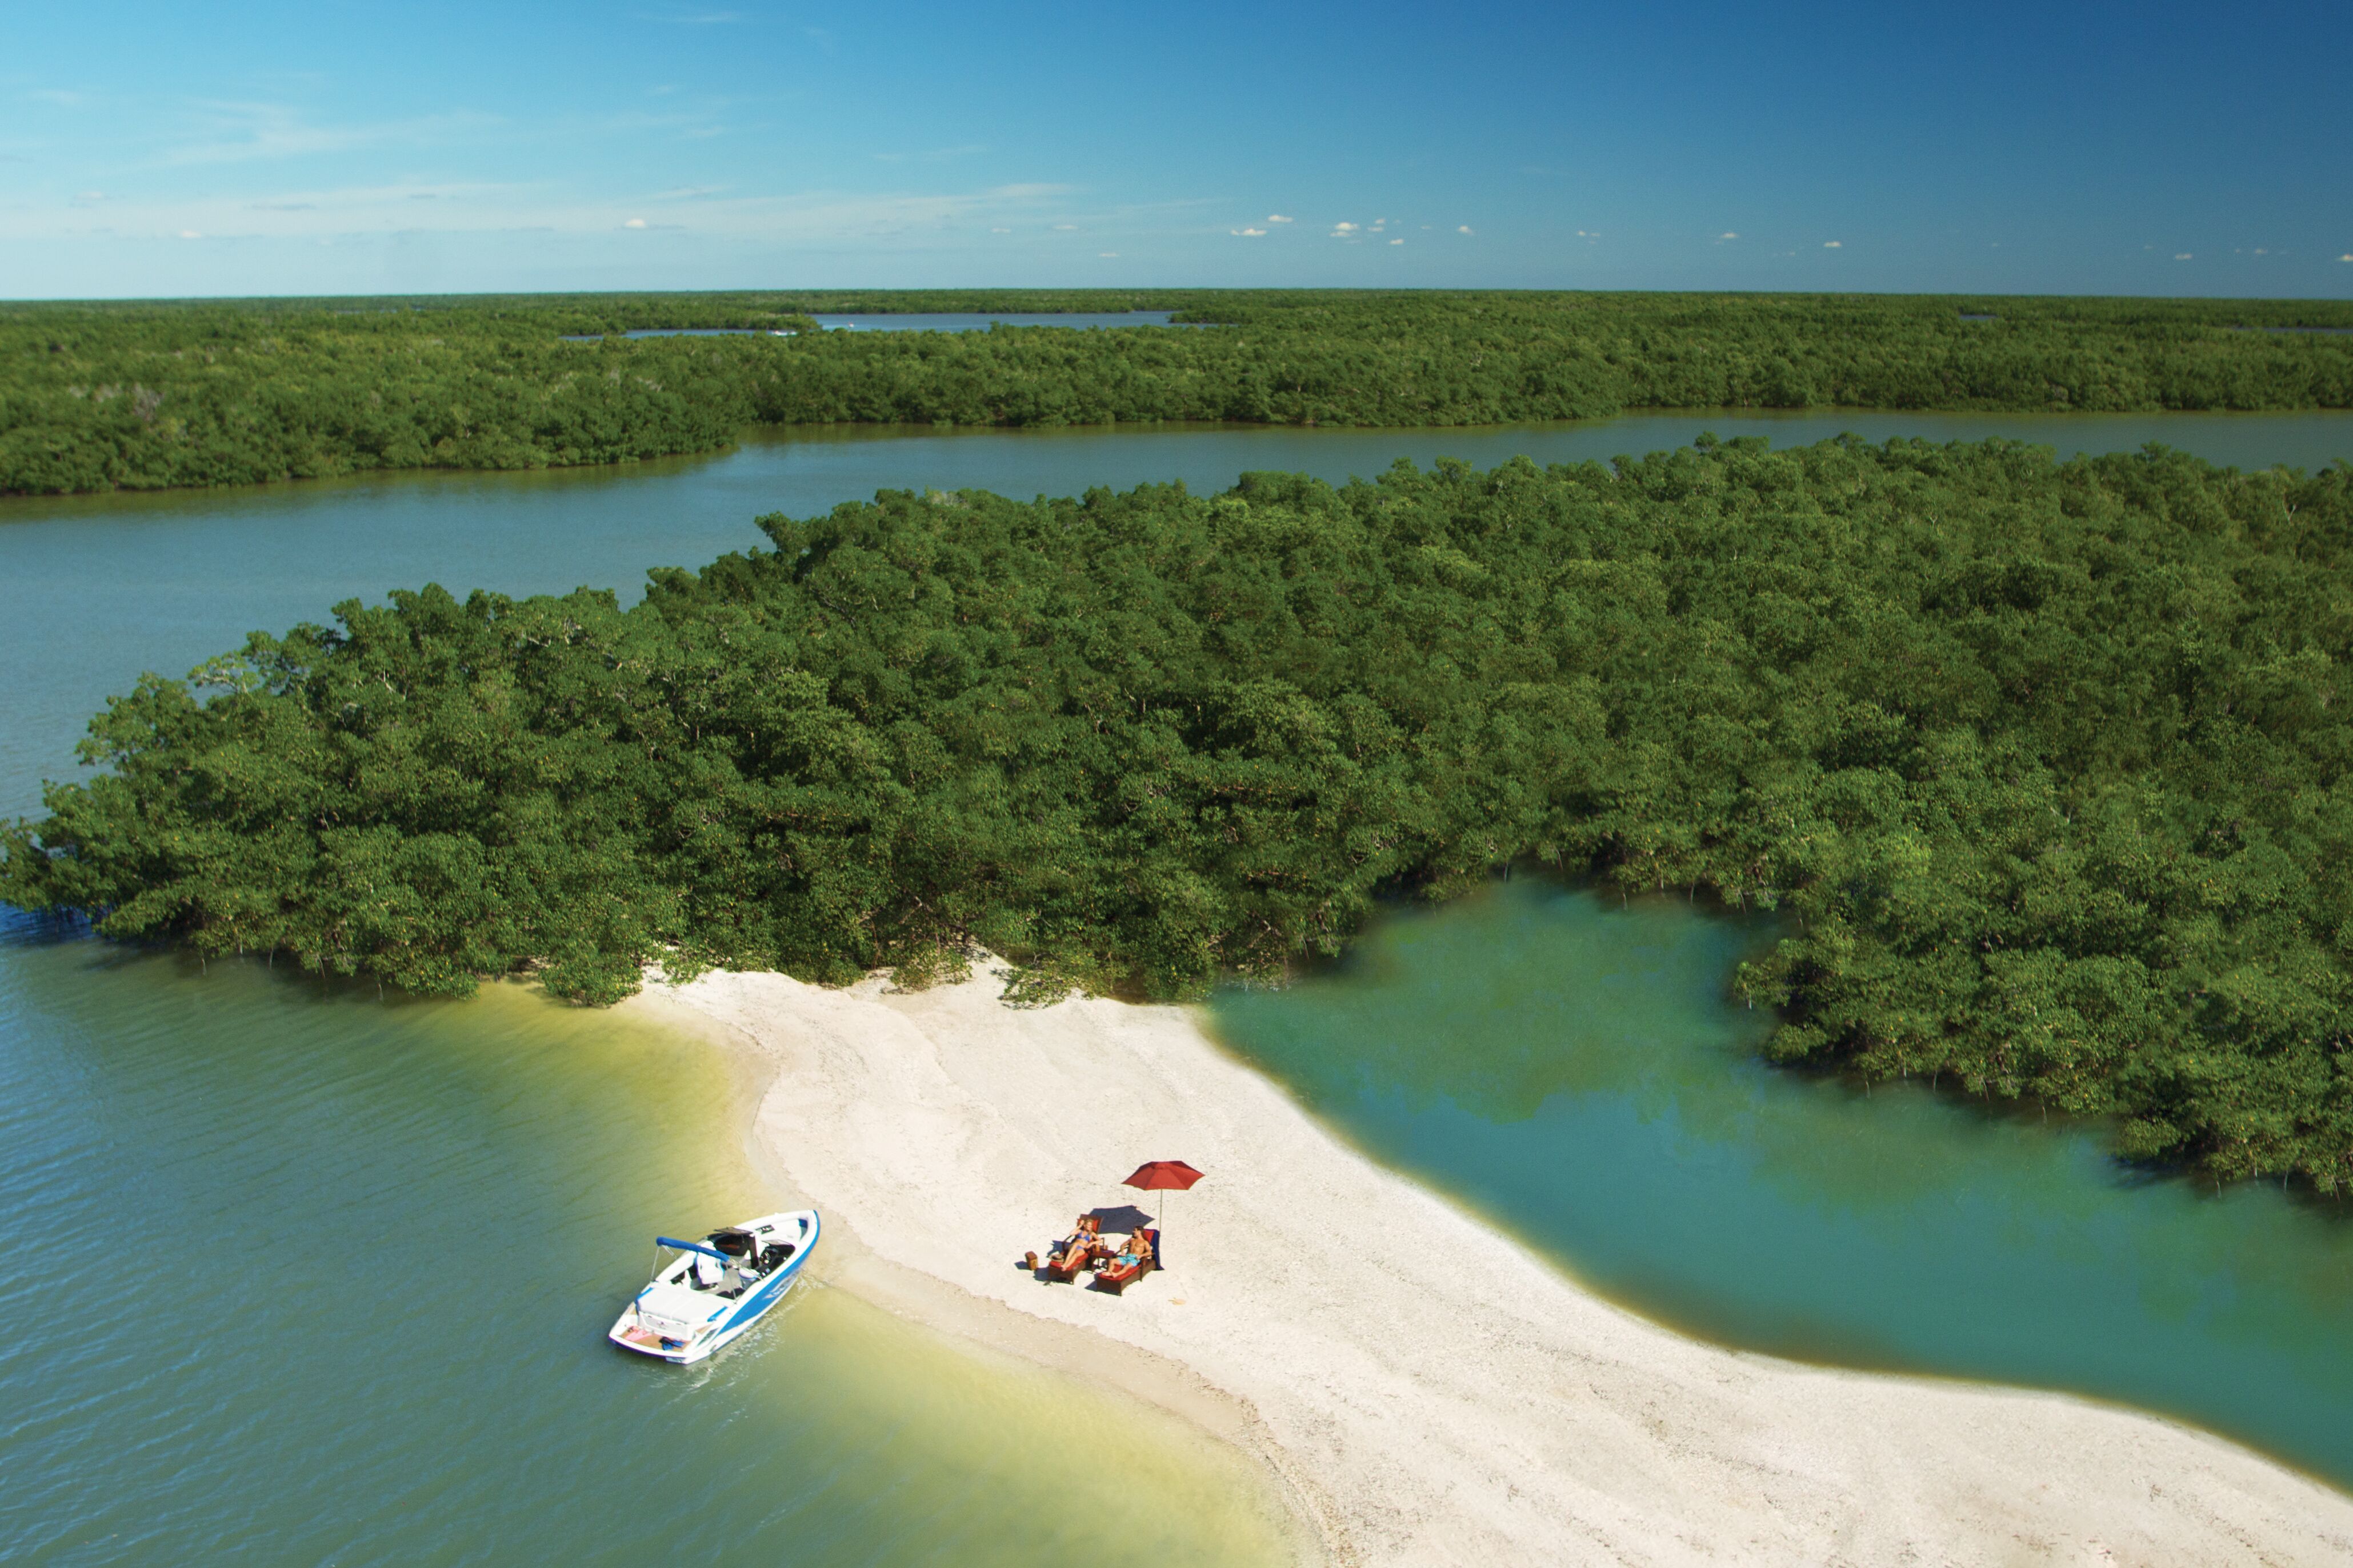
[[6, 410, 2353, 1555], [0, 923, 1298, 1565], [1210, 885, 2353, 1489], [567, 314, 1191, 339]]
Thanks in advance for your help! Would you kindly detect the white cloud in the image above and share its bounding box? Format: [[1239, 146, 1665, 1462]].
[[1266, 214, 1292, 223], [1388, 238, 1403, 245], [1052, 223, 1078, 231], [1458, 225, 1474, 235], [990, 226, 1011, 233], [1098, 251, 1118, 257], [2340, 254, 2353, 262], [164, 102, 497, 166], [623, 217, 647, 229], [1719, 231, 1738, 239], [1332, 222, 1358, 231], [1823, 240, 1842, 248], [9, 179, 1120, 257], [2174, 252, 2192, 260], [177, 229, 202, 239], [1231, 227, 1267, 236]]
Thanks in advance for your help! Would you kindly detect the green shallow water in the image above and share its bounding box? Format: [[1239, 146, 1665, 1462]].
[[1210, 884, 2353, 1490], [0, 926, 1298, 1565]]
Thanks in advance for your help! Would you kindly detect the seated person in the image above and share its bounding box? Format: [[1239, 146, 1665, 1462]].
[[1107, 1230, 1153, 1271]]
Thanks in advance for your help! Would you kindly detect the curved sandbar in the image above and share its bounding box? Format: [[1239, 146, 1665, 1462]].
[[637, 962, 2353, 1566]]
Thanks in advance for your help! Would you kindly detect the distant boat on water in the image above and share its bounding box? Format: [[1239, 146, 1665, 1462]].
[[609, 1210, 818, 1363]]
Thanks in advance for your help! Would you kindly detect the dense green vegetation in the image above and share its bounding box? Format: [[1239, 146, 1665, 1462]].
[[5, 289, 2351, 496], [11, 436, 2353, 1190]]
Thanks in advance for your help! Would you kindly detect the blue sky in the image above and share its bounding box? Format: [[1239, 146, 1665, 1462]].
[[3, 0, 2348, 299]]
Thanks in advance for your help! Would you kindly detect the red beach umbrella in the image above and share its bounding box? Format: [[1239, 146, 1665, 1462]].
[[1122, 1161, 1203, 1266], [1123, 1160, 1204, 1193]]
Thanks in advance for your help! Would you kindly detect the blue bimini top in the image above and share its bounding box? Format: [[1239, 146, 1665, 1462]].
[[656, 1237, 731, 1261]]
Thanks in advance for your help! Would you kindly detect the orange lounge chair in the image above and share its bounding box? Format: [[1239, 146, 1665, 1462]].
[[1091, 1227, 1159, 1294]]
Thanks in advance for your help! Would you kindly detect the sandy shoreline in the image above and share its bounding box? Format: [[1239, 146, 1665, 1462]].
[[629, 961, 2353, 1567]]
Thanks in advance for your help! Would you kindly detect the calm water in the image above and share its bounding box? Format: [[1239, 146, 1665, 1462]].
[[0, 920, 1297, 1565], [1211, 885, 2353, 1489], [6, 410, 2353, 1554], [5, 409, 2347, 821], [809, 313, 1187, 331], [560, 314, 1189, 339]]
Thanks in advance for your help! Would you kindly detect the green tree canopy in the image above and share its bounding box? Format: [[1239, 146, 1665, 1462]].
[[5, 290, 2349, 497], [10, 437, 2353, 1188]]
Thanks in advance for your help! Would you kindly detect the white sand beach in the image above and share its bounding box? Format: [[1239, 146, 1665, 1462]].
[[633, 962, 2353, 1567]]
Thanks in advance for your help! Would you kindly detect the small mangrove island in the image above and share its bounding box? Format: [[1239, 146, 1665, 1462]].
[[9, 434, 2353, 1193]]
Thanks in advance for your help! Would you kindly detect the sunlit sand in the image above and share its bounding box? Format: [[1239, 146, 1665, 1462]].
[[635, 961, 2353, 1566]]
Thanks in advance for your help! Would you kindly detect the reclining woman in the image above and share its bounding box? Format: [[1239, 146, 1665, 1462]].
[[1035, 1214, 1103, 1280]]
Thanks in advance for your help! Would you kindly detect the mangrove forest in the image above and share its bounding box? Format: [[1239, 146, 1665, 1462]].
[[4, 289, 2352, 497], [9, 435, 2353, 1191]]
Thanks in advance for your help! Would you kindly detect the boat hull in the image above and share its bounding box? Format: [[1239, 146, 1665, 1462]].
[[610, 1211, 819, 1364]]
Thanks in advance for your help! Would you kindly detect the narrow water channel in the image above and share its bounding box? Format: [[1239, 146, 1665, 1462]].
[[6, 409, 2347, 821], [1210, 883, 2353, 1490]]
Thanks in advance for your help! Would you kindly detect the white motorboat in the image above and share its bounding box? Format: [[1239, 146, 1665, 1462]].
[[608, 1210, 818, 1364]]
